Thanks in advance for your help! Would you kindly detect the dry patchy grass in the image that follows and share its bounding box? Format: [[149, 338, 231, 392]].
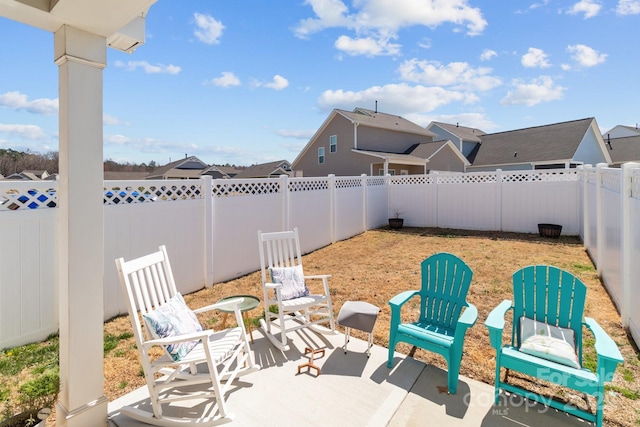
[[95, 228, 639, 426]]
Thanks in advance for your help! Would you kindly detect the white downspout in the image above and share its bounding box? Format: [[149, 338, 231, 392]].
[[353, 122, 359, 149]]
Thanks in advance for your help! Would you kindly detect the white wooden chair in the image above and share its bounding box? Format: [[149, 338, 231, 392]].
[[257, 227, 336, 351], [115, 245, 259, 426]]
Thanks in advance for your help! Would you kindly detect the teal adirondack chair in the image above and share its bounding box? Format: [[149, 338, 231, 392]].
[[485, 265, 623, 427], [387, 252, 478, 394]]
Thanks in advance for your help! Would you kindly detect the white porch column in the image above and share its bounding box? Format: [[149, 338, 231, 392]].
[[54, 25, 107, 427]]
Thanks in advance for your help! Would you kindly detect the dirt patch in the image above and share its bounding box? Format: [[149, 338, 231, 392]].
[[97, 227, 639, 427]]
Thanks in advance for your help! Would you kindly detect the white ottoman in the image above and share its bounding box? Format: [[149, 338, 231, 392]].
[[337, 301, 380, 357]]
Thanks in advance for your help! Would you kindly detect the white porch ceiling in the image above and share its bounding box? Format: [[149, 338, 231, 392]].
[[0, 0, 156, 38]]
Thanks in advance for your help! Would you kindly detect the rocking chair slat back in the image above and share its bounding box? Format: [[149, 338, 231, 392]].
[[259, 230, 301, 283]]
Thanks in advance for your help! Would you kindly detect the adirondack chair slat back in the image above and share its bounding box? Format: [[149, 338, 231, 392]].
[[117, 246, 179, 342], [512, 265, 586, 358], [420, 253, 473, 329], [259, 229, 303, 284]]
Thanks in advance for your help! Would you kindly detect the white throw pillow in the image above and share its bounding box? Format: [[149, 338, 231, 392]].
[[269, 265, 310, 301], [519, 316, 580, 369], [143, 293, 203, 361]]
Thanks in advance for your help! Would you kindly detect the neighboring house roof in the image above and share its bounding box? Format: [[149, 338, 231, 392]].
[[351, 149, 428, 166], [408, 140, 471, 167], [5, 170, 49, 180], [606, 135, 640, 166], [428, 121, 485, 143], [104, 171, 150, 180], [145, 156, 209, 179], [215, 166, 244, 178], [469, 118, 602, 168], [200, 166, 230, 179], [339, 108, 436, 137], [603, 124, 640, 139], [233, 160, 291, 178]]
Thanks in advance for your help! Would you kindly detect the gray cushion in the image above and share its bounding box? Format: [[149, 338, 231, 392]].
[[519, 316, 580, 369]]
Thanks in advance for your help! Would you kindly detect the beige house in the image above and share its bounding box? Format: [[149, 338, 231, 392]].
[[292, 108, 447, 176]]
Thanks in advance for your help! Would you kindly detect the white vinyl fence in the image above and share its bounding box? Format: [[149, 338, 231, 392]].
[[1, 167, 639, 349]]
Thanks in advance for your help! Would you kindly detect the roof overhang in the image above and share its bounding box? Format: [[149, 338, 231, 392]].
[[0, 0, 156, 52], [352, 149, 428, 166]]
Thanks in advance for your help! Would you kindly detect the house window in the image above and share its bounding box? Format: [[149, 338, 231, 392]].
[[318, 147, 325, 164], [330, 135, 337, 153], [378, 169, 396, 175], [400, 169, 409, 175]]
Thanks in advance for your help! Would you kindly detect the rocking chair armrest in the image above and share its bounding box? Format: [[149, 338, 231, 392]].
[[193, 297, 244, 314], [145, 329, 214, 348], [304, 274, 332, 281], [485, 299, 513, 350], [584, 317, 624, 373], [264, 282, 282, 290]]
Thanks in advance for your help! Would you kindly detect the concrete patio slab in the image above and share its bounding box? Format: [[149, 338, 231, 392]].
[[108, 327, 593, 427]]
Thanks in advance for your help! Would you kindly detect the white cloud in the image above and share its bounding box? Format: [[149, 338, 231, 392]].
[[0, 123, 47, 140], [211, 72, 241, 87], [480, 49, 497, 61], [194, 12, 225, 44], [276, 129, 316, 139], [114, 60, 181, 74], [521, 47, 551, 68], [294, 0, 487, 56], [317, 83, 467, 115], [261, 75, 289, 90], [0, 91, 58, 115], [567, 0, 602, 18], [104, 134, 131, 145], [103, 115, 129, 126], [335, 34, 401, 56], [397, 59, 502, 92], [616, 0, 640, 14], [567, 44, 606, 67], [501, 76, 565, 106]]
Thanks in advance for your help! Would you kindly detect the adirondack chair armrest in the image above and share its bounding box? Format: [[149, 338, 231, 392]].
[[193, 297, 243, 314], [145, 329, 214, 348], [485, 299, 513, 350], [458, 303, 478, 327], [389, 290, 419, 328], [389, 290, 419, 310], [454, 303, 478, 341], [584, 317, 624, 378]]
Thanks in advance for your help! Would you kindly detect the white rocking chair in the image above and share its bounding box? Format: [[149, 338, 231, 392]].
[[257, 228, 336, 351], [115, 245, 259, 426]]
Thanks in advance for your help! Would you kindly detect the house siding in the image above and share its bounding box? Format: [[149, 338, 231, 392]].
[[427, 149, 467, 172], [574, 124, 609, 166]]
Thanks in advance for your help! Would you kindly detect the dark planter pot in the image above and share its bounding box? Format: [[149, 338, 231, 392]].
[[389, 218, 404, 229], [538, 223, 562, 238]]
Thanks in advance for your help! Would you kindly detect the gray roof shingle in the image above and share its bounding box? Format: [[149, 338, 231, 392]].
[[471, 118, 594, 166]]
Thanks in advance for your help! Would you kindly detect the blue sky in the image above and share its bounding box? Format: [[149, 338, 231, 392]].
[[0, 0, 639, 167]]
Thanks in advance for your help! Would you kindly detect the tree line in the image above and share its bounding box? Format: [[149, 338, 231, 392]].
[[0, 149, 153, 177]]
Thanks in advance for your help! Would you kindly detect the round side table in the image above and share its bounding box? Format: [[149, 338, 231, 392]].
[[216, 294, 260, 343]]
